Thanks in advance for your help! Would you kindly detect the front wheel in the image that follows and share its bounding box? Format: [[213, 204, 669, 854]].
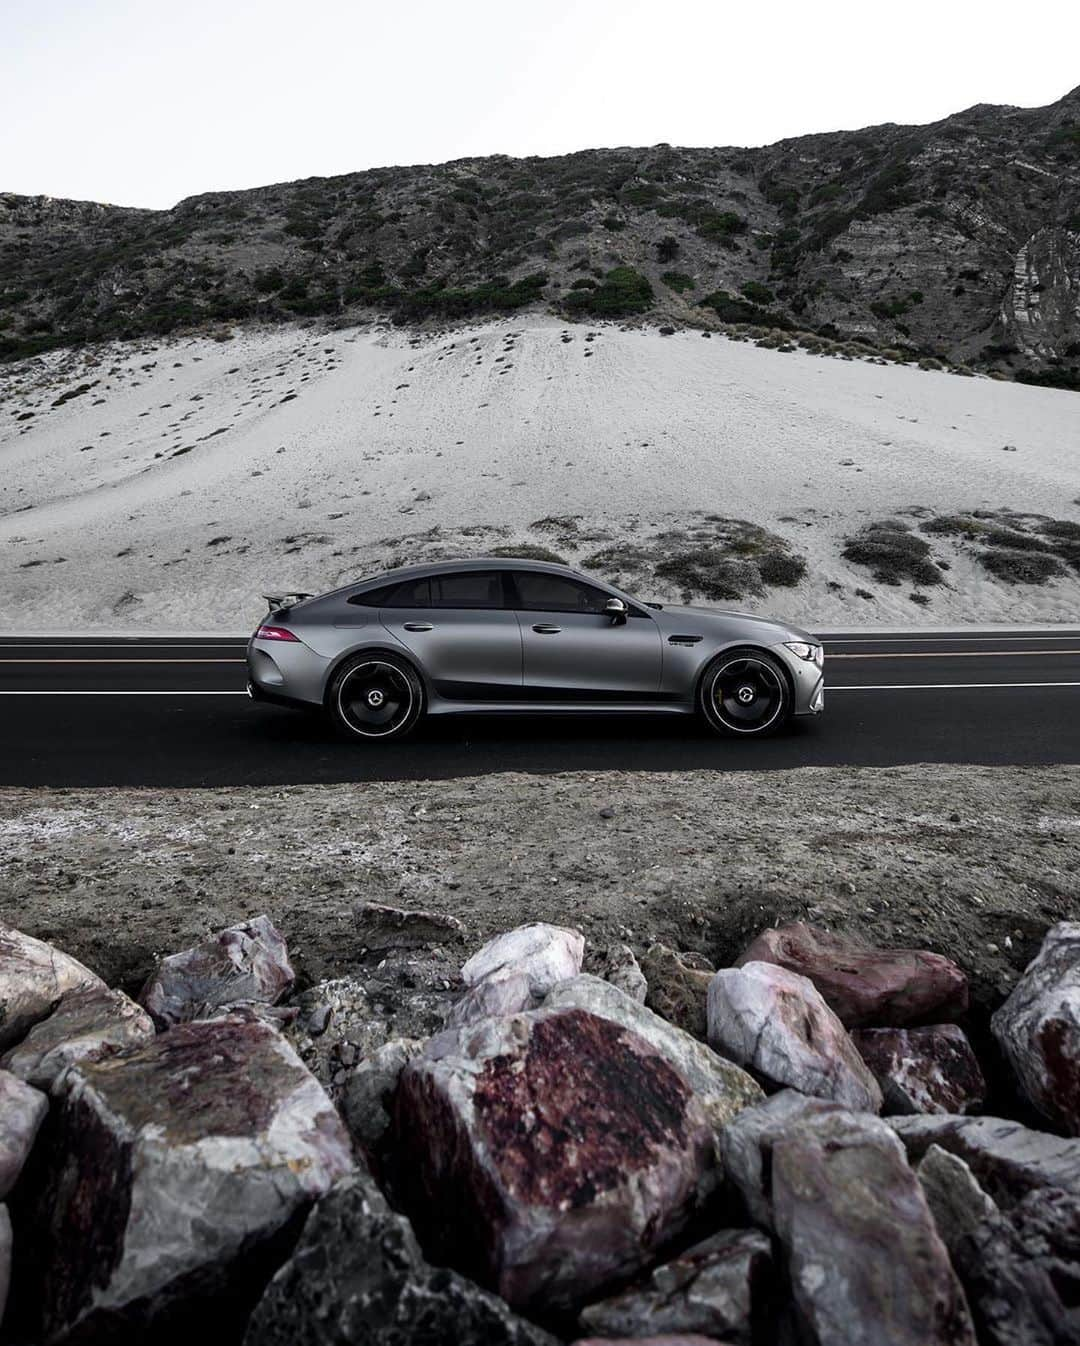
[[697, 649, 792, 738], [328, 653, 425, 741]]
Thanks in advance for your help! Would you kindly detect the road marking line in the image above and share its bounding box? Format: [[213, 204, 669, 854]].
[[829, 682, 1080, 691], [829, 650, 1080, 660], [824, 635, 1080, 643], [0, 691, 250, 696], [0, 659, 245, 664]]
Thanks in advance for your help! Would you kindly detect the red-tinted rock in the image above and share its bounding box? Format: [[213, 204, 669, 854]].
[[991, 921, 1080, 1134], [771, 1108, 976, 1345], [1, 985, 154, 1092], [0, 924, 104, 1051], [139, 913, 294, 1028], [29, 1015, 353, 1343], [707, 961, 881, 1111], [395, 1006, 714, 1314], [852, 1023, 985, 1115], [0, 1071, 47, 1199], [736, 922, 968, 1027]]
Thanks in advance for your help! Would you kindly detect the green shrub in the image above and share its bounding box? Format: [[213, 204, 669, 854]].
[[563, 267, 653, 316], [253, 268, 285, 293], [397, 272, 547, 319], [662, 271, 695, 293], [842, 523, 942, 586], [601, 214, 626, 232], [570, 277, 598, 290], [979, 549, 1065, 584], [657, 235, 680, 263], [740, 280, 775, 305], [489, 545, 567, 564], [655, 549, 759, 601]]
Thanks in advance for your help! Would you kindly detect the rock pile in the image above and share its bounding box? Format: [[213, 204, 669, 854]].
[[1, 914, 1079, 1344]]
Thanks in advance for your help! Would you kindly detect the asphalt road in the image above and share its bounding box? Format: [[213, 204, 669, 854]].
[[2, 630, 1079, 786]]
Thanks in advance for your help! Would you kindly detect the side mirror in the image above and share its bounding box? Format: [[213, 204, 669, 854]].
[[604, 597, 628, 625]]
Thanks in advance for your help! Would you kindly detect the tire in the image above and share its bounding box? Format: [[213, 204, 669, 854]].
[[697, 648, 792, 738], [328, 653, 425, 741]]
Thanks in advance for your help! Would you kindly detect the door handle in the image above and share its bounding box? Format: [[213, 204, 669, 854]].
[[403, 621, 434, 632], [532, 624, 562, 634]]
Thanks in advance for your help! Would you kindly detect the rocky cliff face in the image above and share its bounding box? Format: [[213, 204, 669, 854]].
[[2, 86, 1078, 382]]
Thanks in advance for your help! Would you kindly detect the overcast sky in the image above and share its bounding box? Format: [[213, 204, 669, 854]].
[[4, 0, 1079, 210]]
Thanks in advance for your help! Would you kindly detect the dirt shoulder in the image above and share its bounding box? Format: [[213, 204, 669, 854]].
[[1, 766, 1077, 1023]]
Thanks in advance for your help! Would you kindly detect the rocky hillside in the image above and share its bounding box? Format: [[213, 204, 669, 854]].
[[2, 86, 1079, 383]]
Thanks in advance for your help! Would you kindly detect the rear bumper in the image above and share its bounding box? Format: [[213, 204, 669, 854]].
[[246, 637, 329, 708]]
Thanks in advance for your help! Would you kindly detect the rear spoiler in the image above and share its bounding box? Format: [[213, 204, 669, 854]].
[[263, 592, 314, 614]]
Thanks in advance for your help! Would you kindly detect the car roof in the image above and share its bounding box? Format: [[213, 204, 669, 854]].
[[348, 556, 601, 592]]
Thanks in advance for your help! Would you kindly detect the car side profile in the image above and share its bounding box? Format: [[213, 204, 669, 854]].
[[247, 558, 824, 740]]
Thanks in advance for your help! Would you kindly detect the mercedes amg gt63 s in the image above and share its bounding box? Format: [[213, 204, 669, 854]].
[[247, 559, 824, 741]]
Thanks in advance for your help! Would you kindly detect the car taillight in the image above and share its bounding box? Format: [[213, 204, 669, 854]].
[[256, 625, 300, 642]]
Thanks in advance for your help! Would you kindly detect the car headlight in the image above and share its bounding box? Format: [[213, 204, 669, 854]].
[[784, 641, 824, 667]]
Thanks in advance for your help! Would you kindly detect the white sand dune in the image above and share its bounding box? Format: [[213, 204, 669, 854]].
[[1, 315, 1078, 631]]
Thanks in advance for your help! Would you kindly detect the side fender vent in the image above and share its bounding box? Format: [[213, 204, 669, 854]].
[[668, 634, 703, 647]]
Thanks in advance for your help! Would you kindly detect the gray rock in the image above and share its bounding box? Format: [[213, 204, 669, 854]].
[[29, 1014, 354, 1343], [544, 976, 763, 1139], [771, 1108, 976, 1345], [446, 971, 536, 1029], [461, 922, 584, 997], [952, 1186, 1080, 1346], [355, 901, 465, 950], [718, 1089, 851, 1226], [0, 924, 104, 1051], [707, 961, 882, 1112], [593, 943, 648, 1003], [888, 1114, 1080, 1205], [917, 1145, 997, 1251], [0, 1070, 47, 1198], [244, 1173, 557, 1346], [991, 921, 1080, 1134], [138, 913, 294, 1028], [573, 1338, 726, 1346], [0, 1204, 9, 1334], [0, 985, 154, 1091], [342, 1037, 423, 1154], [641, 944, 713, 1039], [578, 1228, 772, 1344], [395, 1005, 714, 1314], [852, 1023, 985, 1115]]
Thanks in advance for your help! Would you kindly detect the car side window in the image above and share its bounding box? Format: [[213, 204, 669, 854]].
[[428, 571, 505, 609], [511, 572, 610, 614], [373, 578, 432, 607]]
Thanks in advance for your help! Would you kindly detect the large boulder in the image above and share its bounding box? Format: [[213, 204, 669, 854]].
[[707, 961, 882, 1112], [0, 925, 104, 1051], [719, 1090, 849, 1227], [991, 921, 1080, 1134], [354, 901, 465, 950], [0, 1205, 10, 1333], [0, 1071, 47, 1198], [591, 943, 648, 1004], [1, 986, 154, 1092], [770, 1108, 976, 1345], [577, 1229, 772, 1344], [341, 1036, 423, 1156], [641, 944, 713, 1040], [461, 923, 584, 997], [852, 1024, 985, 1115], [28, 1014, 354, 1343], [544, 976, 763, 1138], [446, 972, 536, 1030], [888, 1114, 1080, 1205], [916, 1145, 998, 1251], [736, 922, 968, 1027], [244, 1173, 557, 1346], [395, 1005, 714, 1314], [139, 914, 294, 1029]]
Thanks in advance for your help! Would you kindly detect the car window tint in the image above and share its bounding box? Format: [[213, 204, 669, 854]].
[[513, 572, 609, 613], [429, 572, 504, 609], [375, 578, 432, 607]]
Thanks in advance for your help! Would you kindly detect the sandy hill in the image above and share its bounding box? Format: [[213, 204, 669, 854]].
[[2, 86, 1079, 384], [1, 316, 1077, 631]]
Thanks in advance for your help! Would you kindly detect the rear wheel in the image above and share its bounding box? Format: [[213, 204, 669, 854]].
[[329, 654, 424, 741], [698, 648, 792, 738]]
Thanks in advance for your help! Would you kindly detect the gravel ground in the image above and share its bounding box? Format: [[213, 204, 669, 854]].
[[1, 766, 1077, 1025]]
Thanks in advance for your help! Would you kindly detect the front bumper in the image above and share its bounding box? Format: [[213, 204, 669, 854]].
[[772, 642, 825, 716]]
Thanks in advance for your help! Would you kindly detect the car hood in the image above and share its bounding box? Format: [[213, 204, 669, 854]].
[[652, 603, 816, 643]]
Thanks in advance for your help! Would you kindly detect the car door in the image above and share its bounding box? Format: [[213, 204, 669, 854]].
[[510, 570, 663, 699], [379, 570, 523, 698]]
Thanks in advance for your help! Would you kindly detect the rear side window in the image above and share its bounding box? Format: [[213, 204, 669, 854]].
[[511, 571, 610, 613], [350, 572, 506, 609]]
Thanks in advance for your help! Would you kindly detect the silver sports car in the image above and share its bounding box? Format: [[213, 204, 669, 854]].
[[247, 558, 824, 740]]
